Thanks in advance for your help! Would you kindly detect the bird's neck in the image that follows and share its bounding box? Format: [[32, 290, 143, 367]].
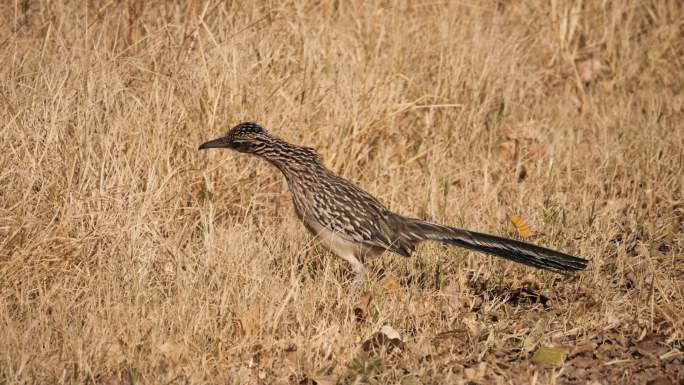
[[261, 138, 323, 178]]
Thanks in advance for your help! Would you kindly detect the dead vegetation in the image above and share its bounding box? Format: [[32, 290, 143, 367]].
[[1, 1, 683, 384]]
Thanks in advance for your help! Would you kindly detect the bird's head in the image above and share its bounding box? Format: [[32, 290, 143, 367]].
[[198, 122, 273, 155], [199, 122, 320, 168]]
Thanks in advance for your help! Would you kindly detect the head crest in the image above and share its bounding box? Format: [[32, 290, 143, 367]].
[[232, 122, 265, 135]]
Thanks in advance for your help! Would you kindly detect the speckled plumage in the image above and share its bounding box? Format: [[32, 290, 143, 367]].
[[199, 122, 588, 278]]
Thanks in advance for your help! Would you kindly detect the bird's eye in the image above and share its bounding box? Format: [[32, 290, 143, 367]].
[[231, 139, 251, 151]]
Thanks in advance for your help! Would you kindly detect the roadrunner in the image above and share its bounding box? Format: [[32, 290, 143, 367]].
[[199, 122, 588, 278]]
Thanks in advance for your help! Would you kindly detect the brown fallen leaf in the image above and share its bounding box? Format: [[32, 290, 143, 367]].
[[434, 329, 468, 341], [506, 287, 550, 308], [577, 56, 605, 85], [463, 362, 487, 380], [497, 125, 548, 159], [464, 367, 477, 380], [634, 334, 666, 357], [362, 325, 405, 354], [400, 375, 422, 385], [354, 292, 373, 322], [572, 344, 597, 355], [308, 375, 339, 385], [646, 376, 674, 385], [571, 356, 595, 369], [284, 344, 298, 372]]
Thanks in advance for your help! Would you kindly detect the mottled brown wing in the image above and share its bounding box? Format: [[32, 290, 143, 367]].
[[307, 173, 414, 257]]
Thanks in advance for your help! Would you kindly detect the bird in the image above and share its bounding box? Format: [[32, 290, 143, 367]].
[[199, 122, 588, 279]]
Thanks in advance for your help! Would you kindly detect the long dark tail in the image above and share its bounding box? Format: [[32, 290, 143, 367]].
[[405, 219, 588, 273]]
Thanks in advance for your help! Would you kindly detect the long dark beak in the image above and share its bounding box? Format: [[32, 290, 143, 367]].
[[198, 137, 229, 150]]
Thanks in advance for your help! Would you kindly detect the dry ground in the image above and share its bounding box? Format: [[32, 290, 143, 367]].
[[1, 1, 683, 384]]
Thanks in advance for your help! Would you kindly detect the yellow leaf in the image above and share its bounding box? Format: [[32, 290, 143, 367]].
[[158, 341, 189, 364], [531, 346, 569, 365], [380, 275, 402, 293], [509, 214, 534, 238], [497, 139, 518, 164], [239, 305, 262, 335]]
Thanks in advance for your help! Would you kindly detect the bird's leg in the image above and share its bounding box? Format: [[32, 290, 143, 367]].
[[338, 253, 369, 283], [352, 264, 369, 285]]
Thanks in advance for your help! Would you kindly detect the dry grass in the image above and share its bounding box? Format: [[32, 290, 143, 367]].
[[1, 1, 683, 384]]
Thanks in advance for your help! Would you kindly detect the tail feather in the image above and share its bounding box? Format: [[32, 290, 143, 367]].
[[406, 220, 588, 273]]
